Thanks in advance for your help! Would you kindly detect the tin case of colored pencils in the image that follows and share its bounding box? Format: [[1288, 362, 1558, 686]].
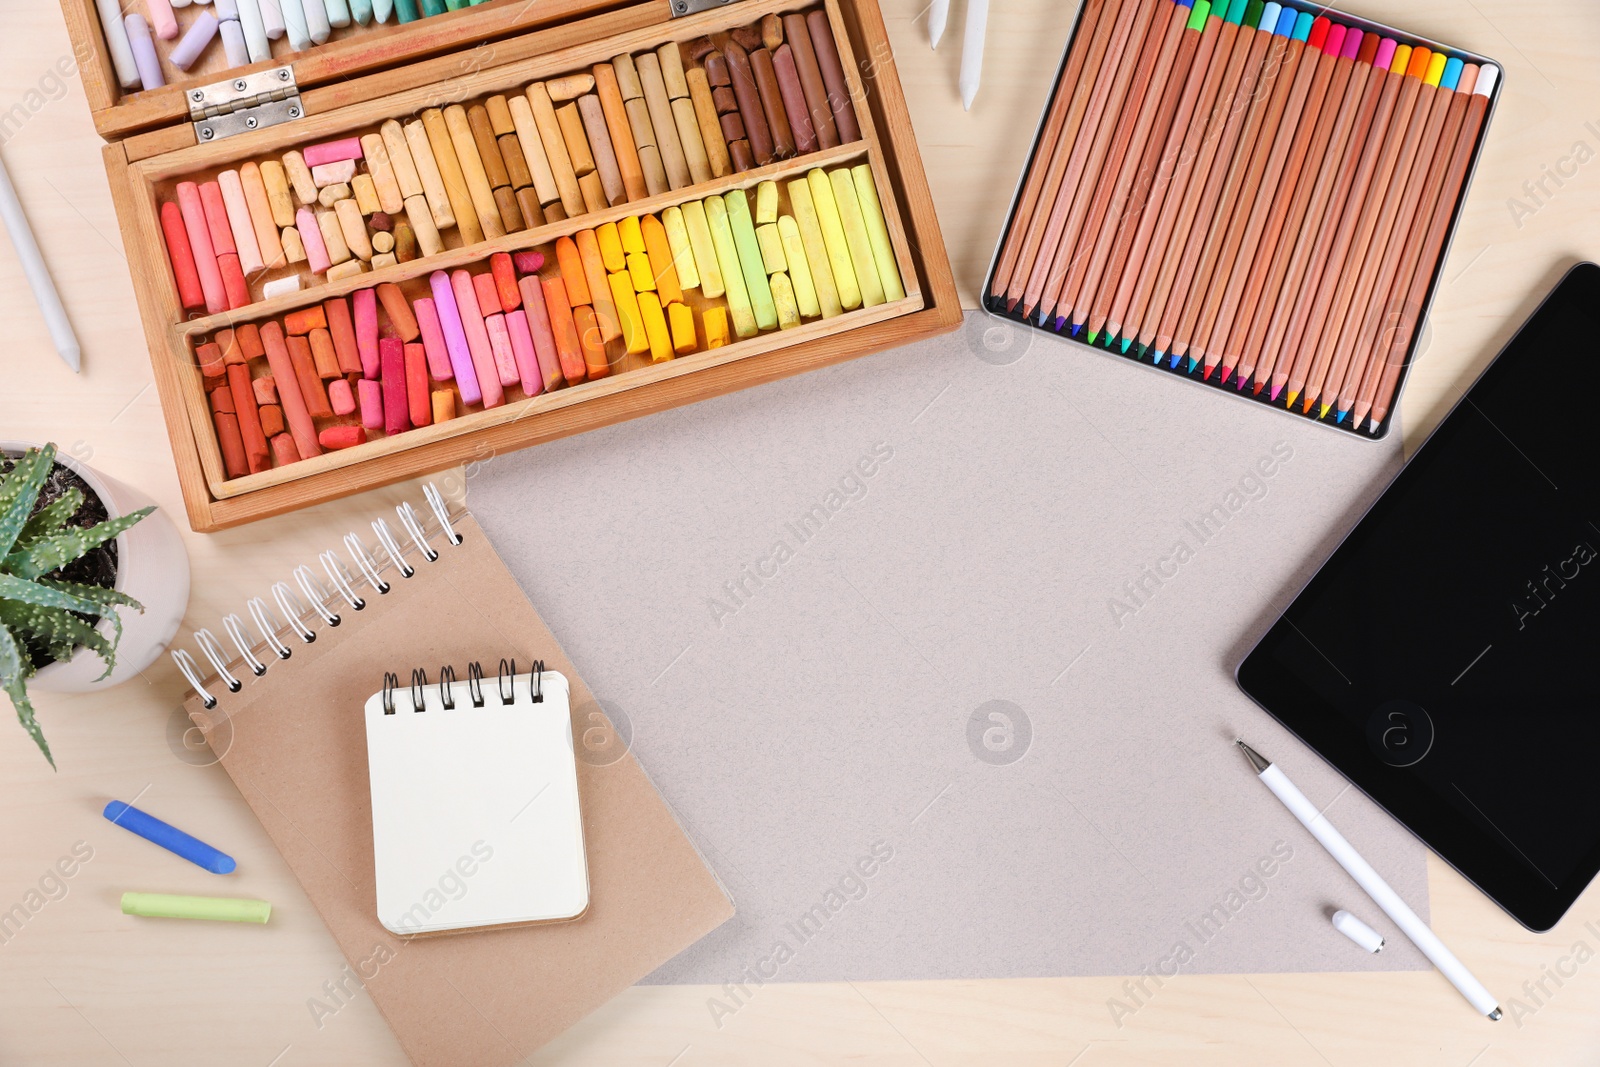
[[982, 0, 1500, 438], [62, 0, 959, 531]]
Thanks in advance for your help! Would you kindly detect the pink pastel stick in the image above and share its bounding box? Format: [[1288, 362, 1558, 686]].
[[484, 313, 518, 388], [450, 269, 504, 408], [358, 378, 384, 431], [413, 298, 453, 381], [198, 181, 236, 256], [302, 137, 364, 168], [296, 206, 331, 273], [517, 276, 563, 391], [176, 182, 227, 314], [216, 171, 263, 274], [428, 272, 481, 405], [380, 337, 411, 436], [504, 310, 543, 398], [327, 378, 357, 415], [353, 288, 379, 378], [147, 0, 179, 39]]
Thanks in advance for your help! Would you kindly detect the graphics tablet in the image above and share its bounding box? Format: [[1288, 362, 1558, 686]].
[[1238, 263, 1600, 931]]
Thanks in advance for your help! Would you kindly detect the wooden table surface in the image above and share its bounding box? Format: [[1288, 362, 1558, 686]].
[[2, 1, 1597, 1063]]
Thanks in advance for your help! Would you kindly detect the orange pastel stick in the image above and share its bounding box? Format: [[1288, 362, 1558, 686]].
[[641, 215, 683, 305], [377, 282, 421, 341], [541, 275, 588, 383], [555, 236, 590, 304], [575, 229, 620, 341], [574, 304, 610, 379], [491, 252, 522, 312]]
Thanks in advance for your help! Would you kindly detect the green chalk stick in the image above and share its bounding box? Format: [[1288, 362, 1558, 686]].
[[724, 190, 779, 331], [705, 197, 758, 338], [121, 892, 271, 924], [394, 0, 420, 21]]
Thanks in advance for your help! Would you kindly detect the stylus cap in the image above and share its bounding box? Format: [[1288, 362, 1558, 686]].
[[1332, 909, 1385, 953]]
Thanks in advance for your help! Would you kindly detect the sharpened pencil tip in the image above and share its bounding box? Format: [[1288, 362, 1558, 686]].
[[1005, 297, 1018, 313], [1168, 353, 1180, 368], [1319, 403, 1330, 420], [1120, 337, 1132, 354], [1335, 409, 1346, 425], [1087, 331, 1099, 345], [1286, 390, 1298, 408], [1071, 322, 1083, 337]]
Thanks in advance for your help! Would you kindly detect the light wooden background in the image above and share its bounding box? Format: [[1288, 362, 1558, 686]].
[[2, 1, 1598, 1063]]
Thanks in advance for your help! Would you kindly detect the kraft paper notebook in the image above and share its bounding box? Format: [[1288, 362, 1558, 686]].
[[172, 487, 732, 1067]]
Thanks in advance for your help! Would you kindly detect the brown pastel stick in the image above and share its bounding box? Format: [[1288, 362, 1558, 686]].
[[324, 296, 362, 375], [748, 48, 797, 159], [720, 111, 747, 143], [444, 104, 506, 240], [555, 101, 597, 178], [612, 53, 644, 100], [772, 45, 817, 154], [359, 134, 405, 215], [259, 405, 285, 438], [421, 108, 481, 244], [486, 95, 517, 137], [498, 132, 534, 191], [468, 105, 512, 190], [516, 187, 546, 229], [493, 186, 526, 231], [594, 64, 648, 201], [578, 171, 608, 214], [377, 281, 420, 341], [577, 94, 627, 207], [762, 13, 783, 50], [672, 97, 712, 183], [687, 68, 732, 177], [227, 363, 270, 474], [308, 328, 340, 380], [638, 144, 669, 197], [732, 26, 764, 51], [547, 73, 595, 102], [807, 10, 861, 142], [212, 409, 247, 479], [638, 53, 691, 189], [729, 138, 756, 173], [705, 50, 732, 88], [287, 335, 333, 418], [658, 41, 690, 98], [623, 97, 666, 196], [526, 84, 585, 217], [723, 42, 775, 165], [782, 14, 838, 150], [713, 86, 739, 113]]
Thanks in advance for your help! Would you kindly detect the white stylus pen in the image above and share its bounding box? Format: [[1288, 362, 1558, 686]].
[[0, 151, 80, 373], [1236, 740, 1501, 1020]]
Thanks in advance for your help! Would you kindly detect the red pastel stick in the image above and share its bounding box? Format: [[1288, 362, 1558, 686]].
[[160, 202, 206, 310], [258, 322, 322, 459], [404, 343, 432, 427], [491, 252, 522, 313], [380, 337, 411, 436], [176, 182, 227, 314]]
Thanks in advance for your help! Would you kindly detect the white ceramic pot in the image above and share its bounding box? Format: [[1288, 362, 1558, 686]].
[[2, 444, 190, 693]]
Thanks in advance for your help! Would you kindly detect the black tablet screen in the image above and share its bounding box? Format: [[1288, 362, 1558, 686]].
[[1239, 263, 1600, 930]]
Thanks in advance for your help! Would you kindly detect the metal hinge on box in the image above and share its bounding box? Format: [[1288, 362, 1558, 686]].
[[189, 67, 304, 142], [670, 0, 743, 17]]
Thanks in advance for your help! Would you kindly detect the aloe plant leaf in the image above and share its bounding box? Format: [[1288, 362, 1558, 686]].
[[0, 622, 53, 769], [34, 578, 143, 613], [0, 573, 104, 615], [0, 445, 55, 559], [0, 603, 115, 680], [15, 487, 83, 546], [5, 506, 155, 581]]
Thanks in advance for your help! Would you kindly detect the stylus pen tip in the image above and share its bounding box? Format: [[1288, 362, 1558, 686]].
[[1489, 1007, 1502, 1021]]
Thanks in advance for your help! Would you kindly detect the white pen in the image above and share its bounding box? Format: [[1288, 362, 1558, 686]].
[[960, 0, 989, 110], [1236, 740, 1501, 1020], [928, 0, 949, 50], [0, 150, 80, 373]]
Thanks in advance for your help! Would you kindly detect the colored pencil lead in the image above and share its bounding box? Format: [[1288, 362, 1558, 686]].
[[1286, 390, 1298, 407], [1088, 330, 1099, 345], [1071, 322, 1083, 337], [1336, 408, 1347, 424], [1153, 350, 1165, 365], [1120, 337, 1132, 354], [1185, 357, 1198, 373], [1220, 367, 1232, 386], [1319, 403, 1331, 419]]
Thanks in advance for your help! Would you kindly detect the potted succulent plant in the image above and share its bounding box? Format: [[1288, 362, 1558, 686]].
[[0, 443, 190, 767]]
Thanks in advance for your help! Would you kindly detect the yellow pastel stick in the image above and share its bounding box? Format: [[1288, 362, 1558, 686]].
[[755, 179, 779, 224], [681, 199, 722, 299], [829, 169, 885, 308], [121, 892, 271, 924], [723, 190, 777, 331], [628, 250, 655, 292], [851, 164, 906, 302], [597, 221, 626, 273], [755, 223, 786, 275], [802, 171, 859, 311], [786, 180, 841, 318], [662, 206, 699, 290], [638, 290, 673, 362], [777, 215, 819, 317], [607, 270, 649, 355], [770, 271, 800, 330], [704, 196, 756, 338], [668, 301, 696, 352], [703, 306, 730, 348], [618, 215, 646, 255]]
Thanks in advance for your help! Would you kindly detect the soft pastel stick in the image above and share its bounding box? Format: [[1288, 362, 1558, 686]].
[[573, 304, 609, 379], [404, 343, 432, 425], [429, 272, 480, 402], [121, 893, 270, 924], [518, 277, 564, 391], [304, 138, 364, 168], [199, 183, 237, 260], [176, 183, 227, 314], [323, 0, 353, 28], [215, 0, 250, 66], [280, 0, 311, 49], [296, 206, 331, 273], [785, 178, 840, 317], [490, 252, 521, 313], [505, 310, 543, 397], [451, 270, 504, 407], [160, 203, 206, 310], [353, 287, 379, 377], [555, 236, 590, 304], [607, 271, 648, 356], [596, 222, 626, 273], [576, 230, 619, 343], [259, 322, 322, 457], [380, 337, 411, 435], [374, 0, 394, 19], [376, 282, 419, 341], [641, 215, 683, 305], [124, 15, 165, 91], [237, 0, 272, 66], [301, 0, 331, 43], [147, 0, 180, 39], [103, 801, 236, 874], [776, 215, 819, 318], [328, 377, 356, 415], [637, 290, 672, 362], [358, 377, 384, 429], [668, 301, 696, 353], [662, 207, 699, 290], [414, 297, 453, 380], [170, 11, 220, 69], [830, 170, 885, 308], [850, 165, 906, 302], [484, 313, 518, 387], [473, 272, 502, 317], [350, 0, 373, 23], [218, 253, 250, 309], [803, 170, 859, 311], [324, 297, 361, 374], [240, 164, 285, 268], [724, 190, 777, 330], [681, 199, 722, 298], [395, 0, 420, 20], [94, 0, 140, 88], [541, 276, 586, 383], [705, 196, 755, 337], [259, 0, 286, 37]]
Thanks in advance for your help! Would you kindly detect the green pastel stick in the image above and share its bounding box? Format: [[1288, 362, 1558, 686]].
[[705, 197, 757, 338], [723, 190, 778, 331], [350, 0, 374, 23], [786, 179, 842, 318], [829, 170, 885, 308], [444, 0, 469, 8], [121, 892, 271, 924], [805, 169, 861, 311], [420, 0, 447, 14], [850, 164, 906, 303], [394, 0, 420, 21]]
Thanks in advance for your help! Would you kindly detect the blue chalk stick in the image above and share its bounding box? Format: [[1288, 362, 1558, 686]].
[[103, 800, 236, 874]]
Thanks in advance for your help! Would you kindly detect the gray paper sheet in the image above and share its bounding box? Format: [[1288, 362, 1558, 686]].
[[467, 313, 1430, 983]]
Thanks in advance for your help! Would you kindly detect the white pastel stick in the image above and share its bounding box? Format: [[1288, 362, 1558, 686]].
[[323, 0, 352, 28], [927, 0, 948, 49], [94, 0, 141, 89], [960, 0, 988, 111], [215, 0, 251, 66], [259, 0, 286, 37], [373, 0, 394, 22], [279, 0, 310, 49], [217, 170, 264, 274], [0, 151, 80, 372], [236, 0, 271, 61], [301, 0, 331, 43], [171, 0, 193, 7]]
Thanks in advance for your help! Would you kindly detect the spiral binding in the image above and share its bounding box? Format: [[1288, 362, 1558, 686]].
[[380, 659, 547, 715], [172, 485, 464, 709]]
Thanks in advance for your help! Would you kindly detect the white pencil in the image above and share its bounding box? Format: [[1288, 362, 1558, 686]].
[[960, 0, 989, 110], [0, 151, 80, 373], [928, 0, 949, 50], [1237, 740, 1500, 1020]]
